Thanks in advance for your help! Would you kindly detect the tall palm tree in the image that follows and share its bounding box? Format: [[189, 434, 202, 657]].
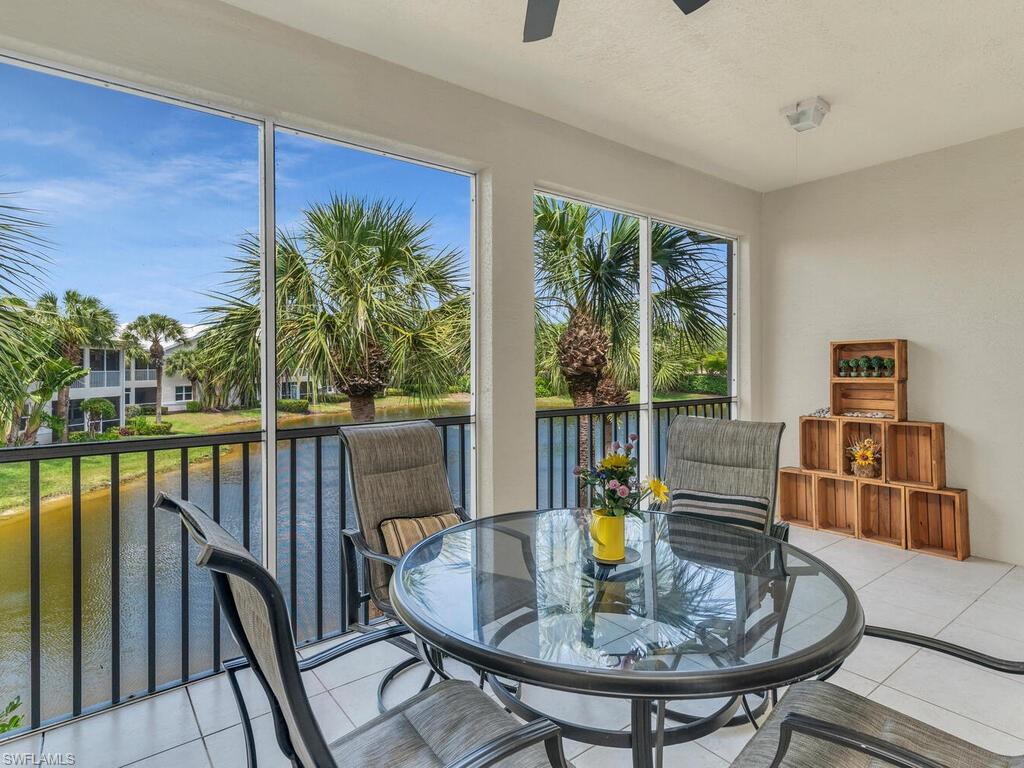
[[534, 196, 726, 464], [202, 195, 468, 423], [122, 314, 185, 424], [166, 347, 210, 409], [36, 290, 118, 442]]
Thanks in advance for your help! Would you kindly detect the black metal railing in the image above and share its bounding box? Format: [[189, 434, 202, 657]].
[[535, 396, 734, 508], [0, 416, 471, 737]]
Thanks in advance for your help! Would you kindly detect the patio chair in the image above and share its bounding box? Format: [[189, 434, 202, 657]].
[[730, 626, 1024, 767], [157, 493, 571, 768], [660, 416, 787, 729], [339, 420, 469, 709], [663, 416, 787, 540]]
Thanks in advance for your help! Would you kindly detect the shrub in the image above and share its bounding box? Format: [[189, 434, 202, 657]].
[[68, 432, 93, 443], [125, 405, 143, 419], [535, 376, 553, 398], [118, 426, 136, 437], [320, 392, 348, 404], [277, 398, 310, 414], [185, 401, 203, 413], [127, 416, 173, 436], [677, 374, 729, 396], [702, 350, 729, 375]]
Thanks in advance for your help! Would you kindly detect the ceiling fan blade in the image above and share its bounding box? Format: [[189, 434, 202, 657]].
[[671, 0, 712, 14], [524, 0, 560, 42]]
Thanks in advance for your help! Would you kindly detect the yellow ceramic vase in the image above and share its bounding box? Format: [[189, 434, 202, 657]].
[[590, 510, 626, 561]]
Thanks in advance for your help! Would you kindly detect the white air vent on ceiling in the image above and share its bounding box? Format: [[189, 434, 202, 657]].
[[781, 97, 831, 132]]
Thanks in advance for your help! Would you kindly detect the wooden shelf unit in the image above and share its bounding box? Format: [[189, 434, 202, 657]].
[[906, 488, 970, 560], [840, 418, 885, 479], [831, 339, 908, 381], [884, 421, 945, 489], [799, 416, 840, 475], [857, 479, 906, 548], [778, 468, 815, 528], [831, 379, 907, 421], [778, 338, 969, 560], [814, 475, 858, 537]]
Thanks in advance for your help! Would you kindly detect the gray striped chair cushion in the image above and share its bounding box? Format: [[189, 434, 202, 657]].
[[671, 488, 771, 533], [335, 679, 571, 767], [733, 681, 1021, 767]]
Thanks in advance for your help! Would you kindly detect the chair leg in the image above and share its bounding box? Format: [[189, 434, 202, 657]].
[[376, 656, 422, 714], [227, 666, 258, 768]]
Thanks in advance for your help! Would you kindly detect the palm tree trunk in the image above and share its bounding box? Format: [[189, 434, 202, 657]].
[[571, 385, 597, 471], [7, 405, 22, 447], [349, 394, 376, 423], [154, 367, 163, 424], [56, 385, 71, 443]]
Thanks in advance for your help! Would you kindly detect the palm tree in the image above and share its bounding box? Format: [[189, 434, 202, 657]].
[[534, 195, 726, 464], [0, 196, 49, 421], [202, 195, 468, 423], [122, 314, 185, 424], [166, 347, 209, 408], [35, 290, 118, 442]]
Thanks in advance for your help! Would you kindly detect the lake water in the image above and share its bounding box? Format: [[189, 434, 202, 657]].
[[0, 406, 471, 728], [0, 402, 678, 729]]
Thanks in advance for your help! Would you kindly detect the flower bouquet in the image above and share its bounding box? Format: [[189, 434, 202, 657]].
[[574, 434, 668, 561], [848, 437, 881, 478]]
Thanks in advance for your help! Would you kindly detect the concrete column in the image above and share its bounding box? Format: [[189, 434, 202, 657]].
[[473, 167, 536, 518]]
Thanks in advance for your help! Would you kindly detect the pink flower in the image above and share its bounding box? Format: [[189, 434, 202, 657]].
[[611, 440, 621, 451], [616, 485, 630, 498], [572, 466, 582, 476], [629, 433, 639, 442], [623, 442, 633, 453], [607, 479, 619, 490]]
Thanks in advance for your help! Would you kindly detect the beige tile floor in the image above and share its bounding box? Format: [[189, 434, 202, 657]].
[[3, 527, 1023, 767]]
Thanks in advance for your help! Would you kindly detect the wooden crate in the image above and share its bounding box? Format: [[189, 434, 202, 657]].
[[857, 480, 906, 548], [831, 379, 907, 421], [799, 417, 840, 474], [906, 488, 969, 560], [814, 475, 857, 536], [840, 418, 885, 479], [831, 339, 908, 381], [778, 468, 815, 528], [885, 421, 946, 488]]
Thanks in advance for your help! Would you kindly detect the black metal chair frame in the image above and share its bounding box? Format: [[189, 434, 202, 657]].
[[158, 493, 570, 768], [764, 624, 1024, 768]]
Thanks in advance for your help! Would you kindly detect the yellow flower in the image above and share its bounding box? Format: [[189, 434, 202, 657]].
[[853, 448, 876, 466], [647, 477, 669, 504], [599, 454, 631, 471]]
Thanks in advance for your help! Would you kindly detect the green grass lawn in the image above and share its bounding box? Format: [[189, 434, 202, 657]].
[[0, 390, 720, 513]]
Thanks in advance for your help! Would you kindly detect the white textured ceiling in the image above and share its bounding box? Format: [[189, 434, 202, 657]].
[[221, 0, 1024, 191]]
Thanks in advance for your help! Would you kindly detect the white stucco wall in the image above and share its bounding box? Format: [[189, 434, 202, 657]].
[[761, 128, 1024, 564], [0, 0, 764, 517]]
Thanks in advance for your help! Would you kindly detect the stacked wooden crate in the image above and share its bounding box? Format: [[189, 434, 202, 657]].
[[778, 339, 970, 560]]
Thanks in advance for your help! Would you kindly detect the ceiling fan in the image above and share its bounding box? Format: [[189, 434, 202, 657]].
[[524, 0, 713, 42]]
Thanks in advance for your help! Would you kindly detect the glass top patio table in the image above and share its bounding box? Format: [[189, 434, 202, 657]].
[[390, 508, 864, 701]]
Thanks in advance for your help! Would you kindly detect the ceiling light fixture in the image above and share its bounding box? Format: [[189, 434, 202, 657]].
[[781, 97, 831, 132]]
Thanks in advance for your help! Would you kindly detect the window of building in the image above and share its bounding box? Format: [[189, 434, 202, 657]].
[[174, 385, 193, 402]]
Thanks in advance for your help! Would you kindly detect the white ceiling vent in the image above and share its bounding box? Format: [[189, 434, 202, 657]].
[[781, 97, 831, 133]]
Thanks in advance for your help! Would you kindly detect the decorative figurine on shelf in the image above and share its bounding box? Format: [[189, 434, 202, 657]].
[[848, 437, 882, 478], [857, 355, 871, 377], [838, 359, 851, 377], [870, 356, 884, 377], [575, 436, 668, 562], [883, 357, 896, 377]]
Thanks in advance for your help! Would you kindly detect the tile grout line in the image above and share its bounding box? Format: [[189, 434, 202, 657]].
[[184, 686, 216, 768]]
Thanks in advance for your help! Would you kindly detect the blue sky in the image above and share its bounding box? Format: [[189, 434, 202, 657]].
[[0, 60, 472, 326]]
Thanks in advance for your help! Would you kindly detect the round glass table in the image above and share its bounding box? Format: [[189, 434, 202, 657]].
[[390, 509, 864, 768]]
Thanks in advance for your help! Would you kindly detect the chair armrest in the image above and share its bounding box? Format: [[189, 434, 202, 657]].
[[342, 527, 400, 567], [767, 712, 947, 768], [455, 506, 471, 523], [297, 624, 410, 671], [863, 626, 1024, 675], [445, 718, 569, 768], [770, 521, 790, 542]]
